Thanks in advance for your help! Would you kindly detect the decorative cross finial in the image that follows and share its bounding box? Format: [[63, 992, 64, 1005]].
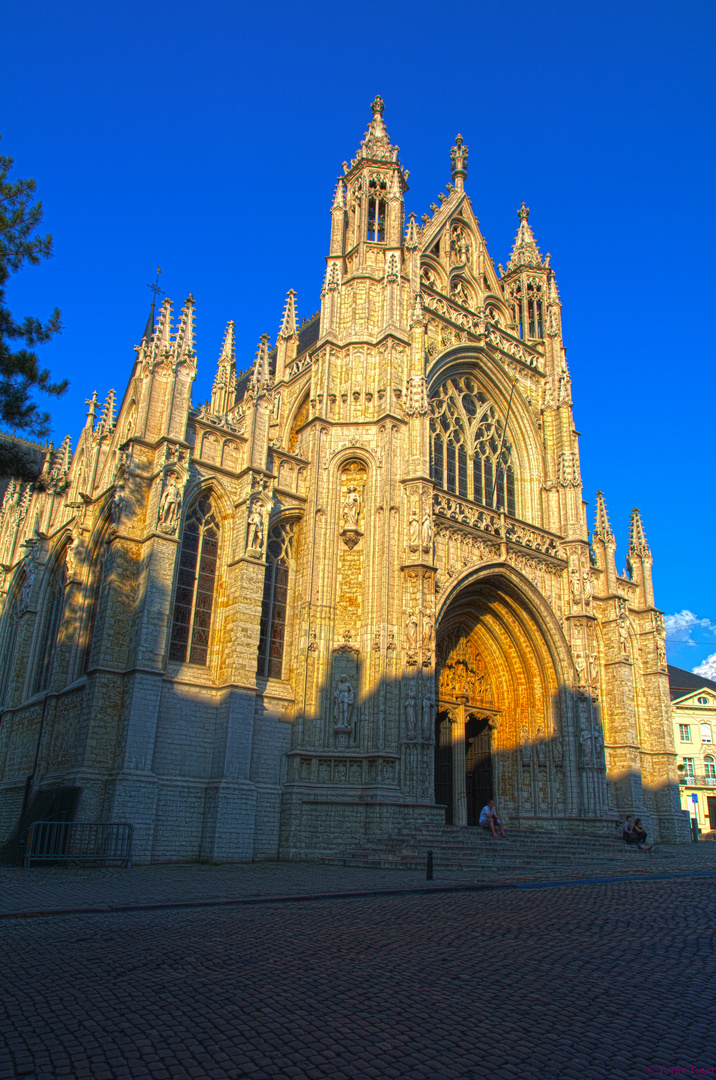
[[518, 203, 530, 223], [147, 266, 164, 303], [85, 390, 99, 424], [371, 95, 385, 117], [450, 135, 468, 189]]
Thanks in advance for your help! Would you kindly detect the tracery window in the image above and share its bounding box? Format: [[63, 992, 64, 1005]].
[[430, 375, 516, 515], [168, 494, 219, 666], [257, 522, 294, 679], [35, 562, 68, 692]]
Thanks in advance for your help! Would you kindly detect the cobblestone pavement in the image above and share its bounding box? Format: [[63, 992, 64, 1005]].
[[2, 843, 716, 918], [2, 875, 715, 1080]]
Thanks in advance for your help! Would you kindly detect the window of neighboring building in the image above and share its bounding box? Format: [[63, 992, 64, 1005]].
[[698, 696, 710, 705], [35, 562, 68, 692], [701, 724, 712, 743], [682, 758, 695, 778], [679, 724, 691, 742], [257, 522, 294, 680], [705, 756, 716, 780], [168, 494, 219, 666]]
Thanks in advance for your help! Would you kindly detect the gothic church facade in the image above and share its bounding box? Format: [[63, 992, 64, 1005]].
[[0, 99, 688, 862]]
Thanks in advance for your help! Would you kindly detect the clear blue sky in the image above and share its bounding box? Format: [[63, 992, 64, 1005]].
[[3, 0, 715, 671]]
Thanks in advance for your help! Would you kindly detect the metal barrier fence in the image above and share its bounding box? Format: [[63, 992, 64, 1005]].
[[24, 821, 134, 869]]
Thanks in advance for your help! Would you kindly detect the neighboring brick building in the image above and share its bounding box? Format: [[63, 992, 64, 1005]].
[[0, 99, 688, 862], [668, 665, 716, 834]]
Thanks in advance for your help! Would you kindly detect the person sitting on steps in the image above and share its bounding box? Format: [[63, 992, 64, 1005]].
[[479, 799, 507, 838], [633, 817, 653, 851], [622, 815, 638, 846]]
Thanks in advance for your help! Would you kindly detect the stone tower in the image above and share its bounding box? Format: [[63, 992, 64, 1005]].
[[0, 99, 687, 864]]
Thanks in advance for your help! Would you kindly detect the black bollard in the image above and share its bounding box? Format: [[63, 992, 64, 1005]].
[[426, 849, 433, 880]]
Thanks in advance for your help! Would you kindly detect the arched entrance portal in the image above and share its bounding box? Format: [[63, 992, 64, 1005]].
[[434, 571, 573, 828]]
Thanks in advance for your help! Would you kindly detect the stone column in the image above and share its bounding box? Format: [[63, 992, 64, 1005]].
[[452, 702, 467, 827]]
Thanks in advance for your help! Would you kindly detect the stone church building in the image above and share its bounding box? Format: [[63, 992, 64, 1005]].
[[0, 99, 688, 862]]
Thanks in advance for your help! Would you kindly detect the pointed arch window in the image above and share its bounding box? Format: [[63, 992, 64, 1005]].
[[0, 573, 24, 704], [257, 522, 294, 679], [35, 561, 68, 693], [169, 494, 219, 666], [81, 550, 106, 674], [430, 375, 516, 515]]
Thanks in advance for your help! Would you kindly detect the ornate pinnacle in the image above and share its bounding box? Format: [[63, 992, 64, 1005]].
[[505, 203, 543, 273], [628, 507, 651, 557], [450, 134, 468, 186], [371, 94, 385, 117]]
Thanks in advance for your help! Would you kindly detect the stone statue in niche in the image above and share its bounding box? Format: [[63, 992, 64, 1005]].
[[404, 689, 417, 739], [246, 503, 264, 555], [65, 530, 80, 579], [592, 722, 605, 767], [617, 613, 630, 657], [334, 675, 355, 730], [18, 541, 40, 614], [570, 570, 582, 606], [340, 484, 363, 550], [582, 569, 593, 607], [575, 652, 587, 688], [110, 484, 124, 527], [405, 609, 418, 647], [579, 714, 593, 767], [343, 485, 360, 529], [656, 638, 667, 669], [552, 735, 563, 768], [408, 507, 419, 550], [589, 652, 599, 685], [422, 511, 433, 553], [158, 473, 182, 533]]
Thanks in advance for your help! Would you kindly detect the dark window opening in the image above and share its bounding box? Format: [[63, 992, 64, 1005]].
[[366, 180, 387, 242]]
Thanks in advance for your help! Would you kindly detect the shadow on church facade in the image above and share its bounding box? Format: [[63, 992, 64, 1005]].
[[0, 99, 688, 863]]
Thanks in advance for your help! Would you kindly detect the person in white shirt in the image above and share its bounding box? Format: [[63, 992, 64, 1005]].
[[479, 799, 506, 838]]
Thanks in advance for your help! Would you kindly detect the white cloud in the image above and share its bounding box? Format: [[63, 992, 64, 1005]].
[[664, 610, 716, 647], [693, 653, 716, 680]]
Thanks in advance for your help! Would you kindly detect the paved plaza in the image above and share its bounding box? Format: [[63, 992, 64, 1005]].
[[2, 855, 716, 1080]]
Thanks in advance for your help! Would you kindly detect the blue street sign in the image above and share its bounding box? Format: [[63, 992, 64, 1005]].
[[691, 793, 699, 803]]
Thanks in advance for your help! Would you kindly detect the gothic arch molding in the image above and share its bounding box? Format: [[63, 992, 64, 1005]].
[[435, 564, 583, 823]]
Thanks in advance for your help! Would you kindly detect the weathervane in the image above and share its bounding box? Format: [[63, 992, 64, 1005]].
[[147, 267, 164, 303]]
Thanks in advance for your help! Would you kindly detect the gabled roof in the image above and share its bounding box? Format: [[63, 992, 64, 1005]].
[[668, 664, 716, 702]]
